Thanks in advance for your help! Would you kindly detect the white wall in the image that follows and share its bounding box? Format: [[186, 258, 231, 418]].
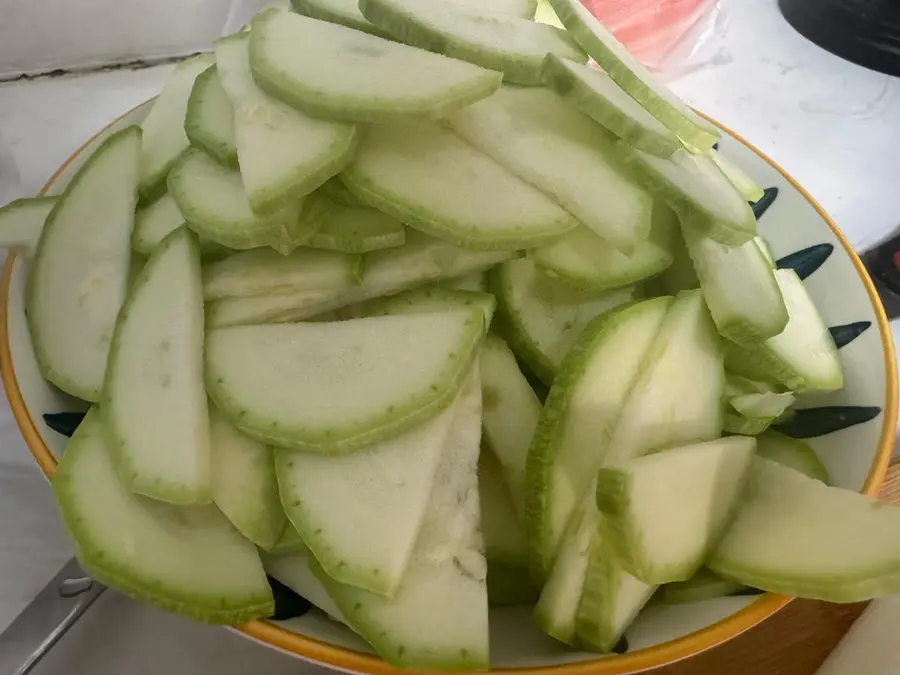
[[0, 0, 274, 79]]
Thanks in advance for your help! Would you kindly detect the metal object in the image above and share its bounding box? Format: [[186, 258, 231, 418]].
[[0, 558, 105, 675]]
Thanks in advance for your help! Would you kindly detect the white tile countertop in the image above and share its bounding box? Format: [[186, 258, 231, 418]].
[[0, 0, 899, 671]]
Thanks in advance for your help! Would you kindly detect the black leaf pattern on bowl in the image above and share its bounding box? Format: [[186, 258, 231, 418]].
[[712, 142, 719, 150], [776, 243, 834, 280], [612, 636, 629, 654], [751, 187, 779, 219], [829, 321, 872, 349], [730, 587, 765, 597], [268, 576, 312, 620], [43, 411, 86, 438], [774, 406, 882, 438]]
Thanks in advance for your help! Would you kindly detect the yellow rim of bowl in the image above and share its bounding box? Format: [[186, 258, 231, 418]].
[[1, 106, 896, 675]]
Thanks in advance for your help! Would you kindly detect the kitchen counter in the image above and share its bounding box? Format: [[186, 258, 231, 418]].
[[0, 0, 899, 671]]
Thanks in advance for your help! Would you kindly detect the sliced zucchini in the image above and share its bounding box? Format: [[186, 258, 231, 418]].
[[547, 0, 719, 151], [723, 413, 775, 436], [0, 196, 56, 252], [276, 388, 458, 596], [730, 391, 795, 420], [534, 499, 595, 644], [27, 126, 141, 401], [249, 10, 501, 123], [526, 297, 671, 577], [709, 457, 900, 602], [624, 146, 757, 247], [682, 223, 788, 343], [315, 371, 489, 670], [575, 532, 656, 654], [756, 236, 776, 267], [455, 0, 537, 18], [262, 549, 346, 621], [360, 0, 585, 85], [270, 523, 307, 555], [307, 200, 406, 253], [202, 247, 360, 301], [603, 290, 724, 467], [132, 192, 186, 256], [480, 335, 541, 520], [492, 258, 635, 384], [290, 0, 396, 39], [441, 271, 487, 292], [649, 201, 699, 294], [529, 224, 672, 292], [360, 286, 496, 328], [344, 120, 577, 250], [103, 228, 210, 504], [595, 436, 756, 585], [756, 431, 829, 483], [184, 65, 239, 169], [726, 269, 843, 393], [479, 449, 529, 566], [709, 149, 764, 202], [406, 229, 517, 276], [542, 54, 680, 158], [661, 568, 747, 605], [446, 86, 652, 251], [209, 406, 286, 550], [167, 149, 298, 253], [53, 409, 272, 624], [205, 243, 441, 327], [207, 310, 484, 452], [319, 176, 362, 206], [215, 34, 357, 215], [139, 54, 216, 200]]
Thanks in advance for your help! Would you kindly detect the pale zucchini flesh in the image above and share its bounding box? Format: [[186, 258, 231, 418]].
[[215, 34, 357, 215], [710, 458, 900, 602], [132, 192, 186, 256], [624, 146, 757, 247], [210, 406, 286, 550], [360, 0, 585, 85], [661, 568, 748, 605], [276, 391, 458, 596], [479, 448, 529, 566], [446, 86, 652, 251], [249, 10, 502, 123], [682, 223, 788, 343], [270, 522, 308, 555], [603, 289, 725, 467], [307, 200, 406, 254], [103, 228, 211, 504], [595, 436, 756, 585], [491, 258, 635, 384], [405, 229, 517, 277], [0, 197, 57, 252], [202, 247, 361, 301], [480, 334, 541, 521], [53, 409, 273, 624], [709, 149, 765, 202], [344, 120, 577, 250], [541, 54, 680, 158], [206, 311, 484, 452], [725, 269, 843, 393], [262, 549, 346, 621], [756, 431, 830, 484], [359, 286, 496, 329], [526, 297, 671, 578], [139, 54, 216, 200], [547, 0, 720, 150], [184, 65, 239, 169], [27, 126, 141, 401], [291, 0, 396, 39], [315, 371, 489, 670]]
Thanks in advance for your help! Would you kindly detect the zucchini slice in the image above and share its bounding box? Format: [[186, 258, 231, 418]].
[[547, 0, 720, 150], [262, 549, 346, 621], [315, 371, 489, 670], [492, 258, 635, 384], [359, 0, 585, 85], [249, 10, 501, 122], [103, 228, 211, 504], [206, 310, 484, 453], [184, 65, 239, 169], [661, 568, 748, 605], [446, 85, 652, 251], [290, 0, 396, 39], [215, 34, 357, 215], [53, 409, 272, 624], [0, 196, 57, 252], [307, 201, 406, 254], [756, 431, 829, 484], [27, 126, 141, 401], [343, 120, 577, 250], [542, 54, 680, 158]]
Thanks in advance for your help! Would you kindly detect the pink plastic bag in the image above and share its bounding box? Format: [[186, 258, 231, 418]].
[[580, 0, 723, 73]]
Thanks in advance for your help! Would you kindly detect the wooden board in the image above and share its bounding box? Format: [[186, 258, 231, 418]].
[[655, 463, 900, 675]]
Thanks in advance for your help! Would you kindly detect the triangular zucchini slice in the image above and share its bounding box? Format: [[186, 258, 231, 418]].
[[249, 10, 501, 122], [53, 409, 272, 624], [206, 310, 484, 453], [27, 126, 141, 401], [184, 65, 239, 169], [103, 228, 211, 504], [0, 196, 57, 252]]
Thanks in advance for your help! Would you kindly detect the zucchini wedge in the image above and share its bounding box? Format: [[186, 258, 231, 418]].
[[0, 196, 57, 252]]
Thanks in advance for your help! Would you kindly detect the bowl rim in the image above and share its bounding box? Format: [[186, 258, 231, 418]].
[[1, 103, 896, 675]]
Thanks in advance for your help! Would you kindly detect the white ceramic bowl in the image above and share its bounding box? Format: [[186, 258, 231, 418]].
[[1, 102, 896, 675]]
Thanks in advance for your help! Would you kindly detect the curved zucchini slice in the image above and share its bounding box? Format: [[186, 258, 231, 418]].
[[0, 196, 57, 252], [184, 65, 239, 169]]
